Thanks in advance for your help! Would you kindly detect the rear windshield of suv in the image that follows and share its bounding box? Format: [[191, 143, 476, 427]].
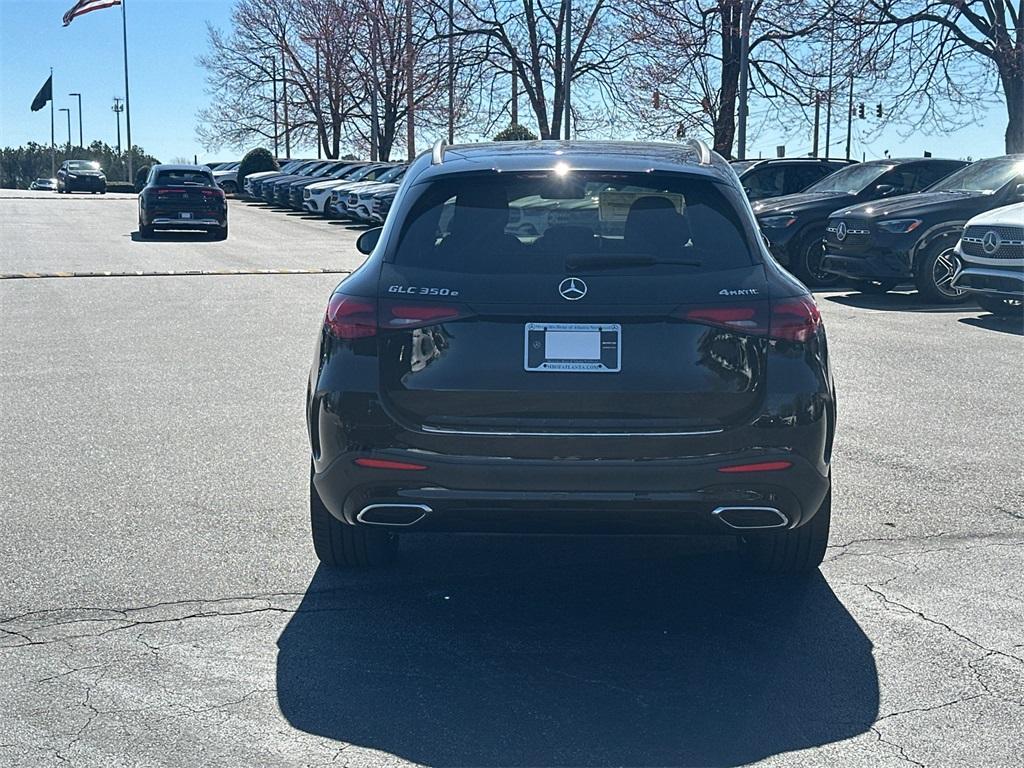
[[154, 169, 215, 186], [392, 171, 754, 274]]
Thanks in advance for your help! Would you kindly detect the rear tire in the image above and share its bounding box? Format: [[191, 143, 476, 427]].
[[915, 240, 969, 304], [741, 488, 831, 574], [310, 467, 398, 567], [221, 180, 237, 195], [976, 294, 1024, 319], [138, 218, 154, 239]]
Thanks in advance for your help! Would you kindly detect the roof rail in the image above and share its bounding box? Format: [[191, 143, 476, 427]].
[[684, 138, 712, 166], [431, 138, 447, 165]]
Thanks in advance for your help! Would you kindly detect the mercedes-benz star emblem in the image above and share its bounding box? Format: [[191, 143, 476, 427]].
[[836, 221, 847, 241], [558, 277, 587, 301], [981, 230, 1001, 255]]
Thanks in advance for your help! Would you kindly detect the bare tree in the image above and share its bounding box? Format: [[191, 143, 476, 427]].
[[849, 1, 1023, 153], [620, 0, 841, 158], [197, 0, 366, 157], [447, 0, 630, 139]]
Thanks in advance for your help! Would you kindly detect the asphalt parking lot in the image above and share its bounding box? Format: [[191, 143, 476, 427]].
[[1, 189, 1022, 767]]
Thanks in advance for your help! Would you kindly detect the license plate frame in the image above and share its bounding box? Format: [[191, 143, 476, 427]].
[[524, 322, 621, 373]]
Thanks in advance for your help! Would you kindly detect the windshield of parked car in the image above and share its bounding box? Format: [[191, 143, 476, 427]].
[[804, 163, 890, 194], [154, 169, 216, 186], [392, 171, 754, 275], [347, 165, 387, 182], [731, 161, 757, 174], [325, 164, 364, 179], [377, 166, 406, 183], [928, 157, 1024, 194], [67, 160, 99, 171]]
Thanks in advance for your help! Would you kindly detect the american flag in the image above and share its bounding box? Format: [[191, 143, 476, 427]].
[[63, 0, 122, 27]]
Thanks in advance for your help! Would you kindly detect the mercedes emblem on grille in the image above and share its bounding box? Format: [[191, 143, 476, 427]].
[[836, 221, 847, 241], [558, 277, 587, 301], [981, 230, 1001, 255]]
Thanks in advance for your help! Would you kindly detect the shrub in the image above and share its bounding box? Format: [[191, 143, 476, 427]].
[[134, 165, 150, 192], [493, 123, 538, 142], [106, 182, 135, 193], [237, 147, 278, 193]]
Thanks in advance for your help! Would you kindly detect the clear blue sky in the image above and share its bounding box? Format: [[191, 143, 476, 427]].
[[0, 0, 1009, 163]]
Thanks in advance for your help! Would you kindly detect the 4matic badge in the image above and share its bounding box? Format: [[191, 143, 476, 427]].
[[719, 288, 759, 296]]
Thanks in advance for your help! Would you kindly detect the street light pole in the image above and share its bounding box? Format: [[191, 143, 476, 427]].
[[563, 0, 572, 139], [59, 107, 72, 149], [262, 55, 279, 157], [315, 41, 322, 159], [69, 92, 83, 147], [447, 0, 454, 144], [736, 0, 752, 160], [369, 1, 380, 161], [281, 45, 291, 158], [112, 97, 123, 154]]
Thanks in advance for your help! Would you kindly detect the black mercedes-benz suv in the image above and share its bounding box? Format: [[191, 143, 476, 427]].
[[307, 140, 836, 573], [753, 158, 967, 285], [821, 155, 1024, 302]]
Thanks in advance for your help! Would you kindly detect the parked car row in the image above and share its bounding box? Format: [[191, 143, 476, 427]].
[[738, 154, 1023, 310], [240, 158, 409, 225]]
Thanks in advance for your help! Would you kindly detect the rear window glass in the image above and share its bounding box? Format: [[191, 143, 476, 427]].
[[154, 169, 215, 186], [392, 171, 754, 274]]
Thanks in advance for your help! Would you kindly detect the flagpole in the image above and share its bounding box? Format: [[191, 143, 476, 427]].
[[50, 68, 56, 178], [121, 0, 133, 181]]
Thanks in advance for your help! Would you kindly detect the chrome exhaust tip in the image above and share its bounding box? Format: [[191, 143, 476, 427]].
[[356, 503, 430, 527], [712, 506, 789, 530]]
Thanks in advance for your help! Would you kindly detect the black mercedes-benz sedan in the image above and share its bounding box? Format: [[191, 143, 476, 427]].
[[306, 140, 837, 573], [138, 164, 228, 240]]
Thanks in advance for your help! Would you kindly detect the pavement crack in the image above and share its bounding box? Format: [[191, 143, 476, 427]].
[[870, 726, 925, 768], [864, 583, 1024, 666], [876, 693, 985, 723]]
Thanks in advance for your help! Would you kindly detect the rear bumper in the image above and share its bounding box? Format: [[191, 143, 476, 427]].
[[312, 450, 831, 536], [821, 248, 913, 281]]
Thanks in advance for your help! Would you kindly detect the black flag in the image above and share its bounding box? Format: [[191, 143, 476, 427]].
[[31, 75, 52, 112]]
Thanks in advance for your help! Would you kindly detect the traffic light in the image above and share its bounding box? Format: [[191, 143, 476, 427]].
[[858, 103, 865, 119], [876, 103, 883, 118], [653, 90, 660, 109]]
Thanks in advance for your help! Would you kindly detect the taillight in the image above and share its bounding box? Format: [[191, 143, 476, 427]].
[[201, 188, 225, 199], [324, 293, 377, 339], [678, 303, 769, 335], [326, 297, 470, 338], [769, 296, 822, 343], [380, 301, 471, 330], [675, 295, 821, 343]]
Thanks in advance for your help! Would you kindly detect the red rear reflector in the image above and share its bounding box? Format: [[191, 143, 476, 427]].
[[354, 458, 428, 471], [769, 296, 822, 343], [681, 304, 768, 334], [718, 460, 793, 473], [325, 293, 377, 339]]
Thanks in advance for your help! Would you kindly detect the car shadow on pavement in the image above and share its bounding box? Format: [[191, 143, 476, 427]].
[[824, 291, 976, 313], [959, 314, 1024, 336], [277, 535, 878, 767]]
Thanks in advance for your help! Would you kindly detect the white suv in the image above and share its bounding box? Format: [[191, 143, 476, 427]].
[[952, 202, 1024, 319]]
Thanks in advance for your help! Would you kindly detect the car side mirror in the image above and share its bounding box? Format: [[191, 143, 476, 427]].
[[1015, 183, 1024, 197], [875, 183, 896, 196], [356, 227, 383, 255]]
